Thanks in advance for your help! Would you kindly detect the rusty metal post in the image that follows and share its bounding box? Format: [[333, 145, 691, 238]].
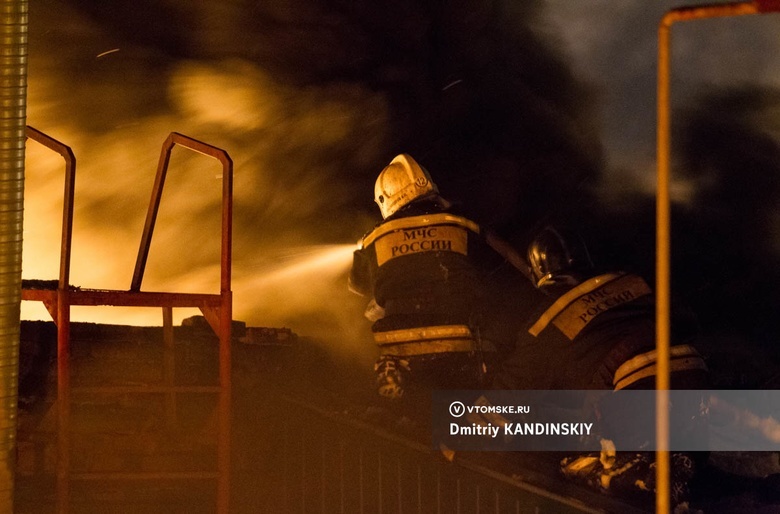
[[216, 135, 233, 514], [163, 306, 176, 429], [23, 127, 77, 513], [656, 2, 780, 512], [217, 290, 232, 514], [56, 288, 70, 514]]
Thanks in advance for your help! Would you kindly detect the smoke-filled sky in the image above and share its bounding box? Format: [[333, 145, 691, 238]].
[[545, 1, 780, 194], [21, 0, 780, 359], [543, 1, 780, 347]]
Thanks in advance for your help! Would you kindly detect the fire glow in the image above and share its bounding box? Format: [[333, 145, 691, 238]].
[[22, 33, 384, 342]]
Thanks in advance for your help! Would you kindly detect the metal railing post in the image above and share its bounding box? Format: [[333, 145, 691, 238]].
[[656, 2, 780, 512]]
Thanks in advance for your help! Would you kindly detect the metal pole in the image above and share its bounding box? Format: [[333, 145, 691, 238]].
[[656, 17, 672, 513], [656, 2, 779, 512], [0, 1, 27, 512]]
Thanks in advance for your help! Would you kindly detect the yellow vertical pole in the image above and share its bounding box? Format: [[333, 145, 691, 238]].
[[656, 3, 775, 512], [656, 14, 672, 514]]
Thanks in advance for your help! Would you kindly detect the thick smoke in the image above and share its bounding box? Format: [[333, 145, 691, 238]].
[[56, 0, 605, 236], [674, 86, 780, 347], [24, 0, 605, 364], [544, 0, 780, 180], [541, 1, 780, 357], [25, 1, 388, 361], [19, 2, 780, 506], [26, 0, 780, 361]]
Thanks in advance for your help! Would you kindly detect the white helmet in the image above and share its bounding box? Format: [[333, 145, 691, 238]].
[[374, 154, 438, 219]]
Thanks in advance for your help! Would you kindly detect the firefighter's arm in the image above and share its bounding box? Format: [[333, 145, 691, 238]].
[[348, 248, 372, 297]]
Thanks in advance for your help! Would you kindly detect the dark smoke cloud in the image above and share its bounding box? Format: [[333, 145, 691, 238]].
[[58, 0, 605, 237], [541, 1, 780, 353], [544, 1, 780, 177], [26, 0, 389, 356], [26, 0, 780, 356], [674, 86, 780, 344], [24, 0, 608, 360]]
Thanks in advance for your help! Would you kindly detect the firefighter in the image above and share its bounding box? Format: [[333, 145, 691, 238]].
[[493, 224, 708, 390], [349, 154, 504, 405], [492, 225, 709, 508]]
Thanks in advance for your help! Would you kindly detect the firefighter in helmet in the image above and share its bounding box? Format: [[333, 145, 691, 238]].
[[495, 224, 708, 391], [493, 224, 709, 508], [349, 154, 503, 405]]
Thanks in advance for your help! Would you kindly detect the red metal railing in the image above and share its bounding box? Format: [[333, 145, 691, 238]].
[[22, 127, 234, 514]]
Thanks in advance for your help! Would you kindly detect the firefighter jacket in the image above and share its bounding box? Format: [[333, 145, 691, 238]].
[[349, 198, 502, 359], [494, 271, 708, 391]]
